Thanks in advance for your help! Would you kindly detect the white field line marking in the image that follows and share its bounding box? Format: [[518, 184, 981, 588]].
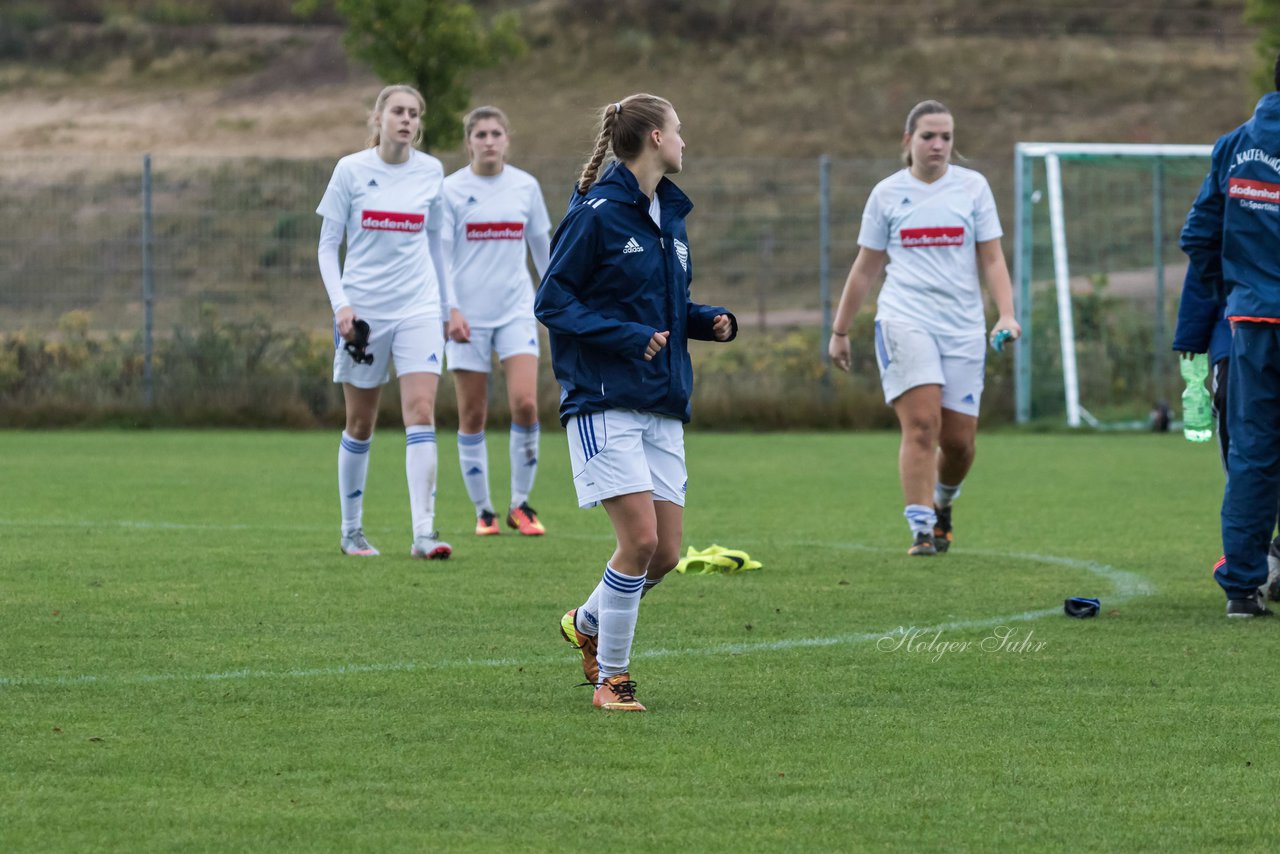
[[0, 537, 1153, 690]]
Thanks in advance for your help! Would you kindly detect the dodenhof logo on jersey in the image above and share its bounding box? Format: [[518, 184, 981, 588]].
[[900, 226, 965, 248], [361, 210, 425, 232], [1228, 178, 1280, 208], [466, 222, 525, 240]]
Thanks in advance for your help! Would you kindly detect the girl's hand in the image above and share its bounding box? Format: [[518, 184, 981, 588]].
[[644, 330, 670, 361], [989, 316, 1022, 348], [712, 314, 734, 341], [335, 306, 357, 341], [828, 333, 852, 373], [447, 309, 471, 343]]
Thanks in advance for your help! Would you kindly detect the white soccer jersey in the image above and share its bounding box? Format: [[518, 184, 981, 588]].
[[442, 165, 551, 327], [857, 164, 1003, 336], [316, 148, 446, 320]]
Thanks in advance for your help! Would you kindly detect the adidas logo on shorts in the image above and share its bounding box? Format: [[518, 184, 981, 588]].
[[622, 237, 643, 254]]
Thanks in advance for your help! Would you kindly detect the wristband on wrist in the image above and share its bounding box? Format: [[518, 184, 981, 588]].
[[832, 331, 848, 337]]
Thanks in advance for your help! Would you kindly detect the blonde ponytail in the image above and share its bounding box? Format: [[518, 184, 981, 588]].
[[576, 94, 673, 195]]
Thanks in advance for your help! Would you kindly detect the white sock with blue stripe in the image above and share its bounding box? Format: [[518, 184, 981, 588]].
[[509, 422, 540, 509], [904, 503, 937, 536], [405, 426, 438, 538], [934, 481, 962, 508], [338, 431, 372, 536], [456, 430, 492, 515], [595, 565, 646, 681]]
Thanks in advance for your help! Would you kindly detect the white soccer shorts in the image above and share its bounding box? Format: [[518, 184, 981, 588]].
[[566, 409, 687, 509], [873, 319, 986, 416], [444, 315, 540, 373], [332, 312, 444, 388]]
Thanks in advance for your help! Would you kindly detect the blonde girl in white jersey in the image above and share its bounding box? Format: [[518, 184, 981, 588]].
[[441, 106, 553, 538], [316, 84, 456, 561], [828, 100, 1020, 556]]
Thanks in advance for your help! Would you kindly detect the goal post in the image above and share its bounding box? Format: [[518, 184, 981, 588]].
[[1012, 142, 1214, 427]]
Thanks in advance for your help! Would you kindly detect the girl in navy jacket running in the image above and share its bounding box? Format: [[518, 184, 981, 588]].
[[536, 93, 737, 711]]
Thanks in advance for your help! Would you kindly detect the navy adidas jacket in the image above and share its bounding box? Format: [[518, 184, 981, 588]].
[[535, 161, 736, 425], [1171, 264, 1231, 363], [1181, 92, 1280, 320]]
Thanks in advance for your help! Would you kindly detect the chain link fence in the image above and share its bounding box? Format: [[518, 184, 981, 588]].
[[1, 153, 937, 333], [0, 152, 1082, 427]]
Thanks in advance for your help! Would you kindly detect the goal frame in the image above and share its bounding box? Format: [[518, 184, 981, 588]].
[[1012, 142, 1214, 426]]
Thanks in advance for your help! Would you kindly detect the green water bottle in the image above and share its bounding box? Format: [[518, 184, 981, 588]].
[[1179, 353, 1213, 443]]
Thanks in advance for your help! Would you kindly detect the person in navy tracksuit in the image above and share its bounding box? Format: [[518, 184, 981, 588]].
[[1172, 265, 1280, 601], [535, 93, 737, 710], [1180, 52, 1280, 617]]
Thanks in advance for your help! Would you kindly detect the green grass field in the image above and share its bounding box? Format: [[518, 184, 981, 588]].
[[3, 428, 1277, 852]]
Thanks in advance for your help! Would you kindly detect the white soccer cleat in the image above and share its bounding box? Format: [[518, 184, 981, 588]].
[[410, 532, 452, 560], [340, 529, 380, 557]]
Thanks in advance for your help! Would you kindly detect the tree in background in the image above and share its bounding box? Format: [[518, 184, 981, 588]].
[[295, 0, 524, 151], [1246, 0, 1280, 94]]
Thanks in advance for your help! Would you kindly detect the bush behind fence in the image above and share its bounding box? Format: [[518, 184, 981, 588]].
[[0, 153, 1188, 428]]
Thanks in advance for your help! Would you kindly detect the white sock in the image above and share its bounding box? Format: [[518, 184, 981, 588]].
[[338, 431, 372, 535], [509, 422, 540, 508], [904, 503, 936, 536], [577, 585, 602, 637], [595, 565, 645, 681], [405, 426, 438, 538], [581, 572, 661, 625], [934, 481, 962, 508], [456, 430, 493, 515]]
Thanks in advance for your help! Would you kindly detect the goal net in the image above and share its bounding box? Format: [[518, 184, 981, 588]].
[[1012, 143, 1213, 427]]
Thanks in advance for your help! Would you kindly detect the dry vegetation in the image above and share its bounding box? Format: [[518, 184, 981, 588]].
[[0, 0, 1262, 161]]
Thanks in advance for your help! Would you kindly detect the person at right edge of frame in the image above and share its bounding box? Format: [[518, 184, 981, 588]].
[[535, 94, 738, 711], [1180, 51, 1280, 619], [1171, 263, 1280, 605]]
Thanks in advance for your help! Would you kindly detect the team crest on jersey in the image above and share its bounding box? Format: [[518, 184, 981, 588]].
[[674, 238, 689, 272]]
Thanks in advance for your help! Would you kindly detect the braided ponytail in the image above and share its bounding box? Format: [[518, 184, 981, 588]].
[[576, 94, 673, 195], [576, 104, 618, 195]]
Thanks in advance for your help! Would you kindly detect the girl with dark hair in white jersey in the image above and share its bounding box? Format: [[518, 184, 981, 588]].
[[828, 100, 1020, 556], [316, 84, 457, 561], [441, 106, 553, 538]]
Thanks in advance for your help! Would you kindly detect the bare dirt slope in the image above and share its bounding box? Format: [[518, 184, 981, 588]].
[[0, 19, 1260, 161]]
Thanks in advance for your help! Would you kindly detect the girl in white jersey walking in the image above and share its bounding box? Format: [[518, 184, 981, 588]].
[[828, 100, 1020, 556], [442, 106, 553, 538], [316, 84, 456, 561]]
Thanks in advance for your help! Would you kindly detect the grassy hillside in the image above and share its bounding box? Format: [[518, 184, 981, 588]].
[[0, 0, 1263, 161]]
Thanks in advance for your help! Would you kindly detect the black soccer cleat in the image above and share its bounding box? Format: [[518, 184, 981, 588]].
[[1227, 591, 1274, 618], [908, 531, 937, 556], [933, 504, 953, 553]]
